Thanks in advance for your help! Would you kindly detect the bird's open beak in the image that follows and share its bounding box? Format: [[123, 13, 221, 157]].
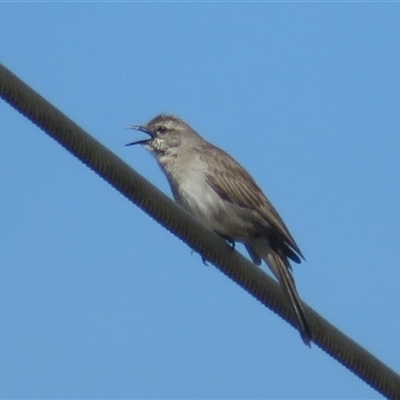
[[125, 125, 154, 146]]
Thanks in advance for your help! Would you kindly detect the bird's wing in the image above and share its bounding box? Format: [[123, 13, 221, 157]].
[[201, 145, 303, 261]]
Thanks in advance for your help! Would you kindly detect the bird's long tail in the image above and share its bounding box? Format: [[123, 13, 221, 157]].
[[264, 250, 312, 345]]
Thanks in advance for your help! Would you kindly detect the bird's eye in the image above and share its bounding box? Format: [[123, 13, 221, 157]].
[[158, 126, 167, 134]]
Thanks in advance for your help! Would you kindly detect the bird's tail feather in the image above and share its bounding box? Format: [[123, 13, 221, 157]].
[[265, 250, 312, 346]]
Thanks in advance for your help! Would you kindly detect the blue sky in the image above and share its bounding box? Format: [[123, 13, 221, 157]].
[[1, 3, 400, 398]]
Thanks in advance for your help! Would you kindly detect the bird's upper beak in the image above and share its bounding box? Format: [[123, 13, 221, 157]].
[[125, 125, 154, 146]]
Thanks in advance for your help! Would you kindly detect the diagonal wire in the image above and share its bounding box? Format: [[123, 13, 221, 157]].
[[1, 62, 400, 399]]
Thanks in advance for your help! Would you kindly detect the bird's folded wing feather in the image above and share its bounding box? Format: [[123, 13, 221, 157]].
[[201, 146, 303, 261]]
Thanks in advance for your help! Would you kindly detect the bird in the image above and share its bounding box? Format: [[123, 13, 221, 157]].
[[126, 113, 311, 345]]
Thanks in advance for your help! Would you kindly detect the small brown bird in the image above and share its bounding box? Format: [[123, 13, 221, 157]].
[[126, 114, 311, 344]]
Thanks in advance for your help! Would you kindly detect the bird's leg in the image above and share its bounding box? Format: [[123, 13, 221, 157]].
[[217, 233, 235, 250], [199, 234, 235, 265]]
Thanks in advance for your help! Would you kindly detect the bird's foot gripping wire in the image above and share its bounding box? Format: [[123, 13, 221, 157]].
[[217, 234, 235, 250], [196, 234, 235, 265]]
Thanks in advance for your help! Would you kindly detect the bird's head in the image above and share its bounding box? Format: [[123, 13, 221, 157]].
[[126, 114, 191, 156]]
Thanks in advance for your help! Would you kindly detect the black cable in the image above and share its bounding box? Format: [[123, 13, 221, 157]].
[[1, 63, 399, 399]]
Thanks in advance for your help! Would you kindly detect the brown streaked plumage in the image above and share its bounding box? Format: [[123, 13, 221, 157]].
[[126, 114, 311, 345]]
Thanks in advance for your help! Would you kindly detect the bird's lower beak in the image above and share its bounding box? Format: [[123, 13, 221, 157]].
[[125, 125, 153, 146]]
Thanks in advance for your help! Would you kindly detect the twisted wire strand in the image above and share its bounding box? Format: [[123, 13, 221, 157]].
[[1, 63, 399, 399]]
